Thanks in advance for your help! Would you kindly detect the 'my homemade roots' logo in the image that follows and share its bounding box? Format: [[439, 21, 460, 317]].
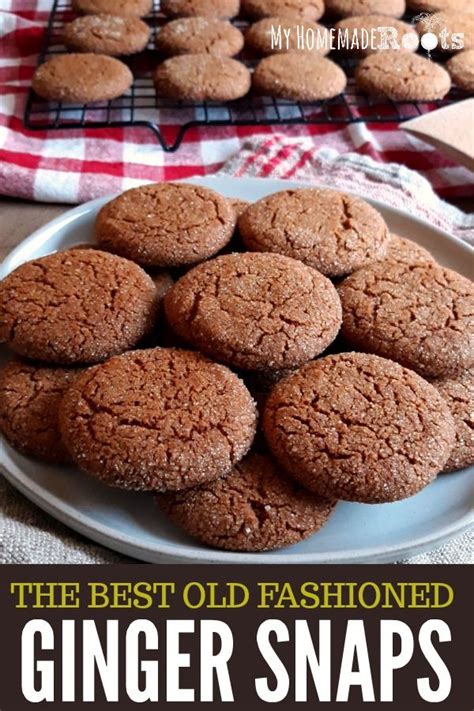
[[270, 17, 464, 56], [414, 13, 465, 55]]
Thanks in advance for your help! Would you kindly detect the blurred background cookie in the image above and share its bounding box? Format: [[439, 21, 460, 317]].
[[242, 0, 324, 21], [156, 17, 244, 57], [161, 0, 241, 19], [356, 51, 451, 100], [154, 54, 251, 101], [325, 0, 406, 17], [252, 52, 347, 101], [63, 15, 150, 56], [32, 54, 133, 103], [446, 50, 474, 92], [72, 0, 152, 17]]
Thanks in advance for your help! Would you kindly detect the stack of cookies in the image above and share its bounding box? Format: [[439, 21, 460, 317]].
[[30, 0, 473, 109], [1, 181, 473, 553]]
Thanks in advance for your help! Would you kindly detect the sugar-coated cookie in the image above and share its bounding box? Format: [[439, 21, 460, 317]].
[[263, 352, 456, 502], [242, 0, 324, 21], [0, 250, 159, 364], [432, 370, 474, 472], [63, 15, 150, 56], [338, 261, 474, 378], [157, 451, 336, 551], [239, 188, 389, 277], [252, 52, 347, 100], [0, 361, 81, 463], [447, 50, 474, 92], [72, 0, 152, 16], [355, 51, 451, 100], [59, 348, 258, 491], [164, 252, 342, 371], [156, 17, 244, 57], [326, 0, 406, 17], [161, 0, 240, 19], [32, 54, 133, 103], [96, 182, 236, 267], [154, 54, 251, 100]]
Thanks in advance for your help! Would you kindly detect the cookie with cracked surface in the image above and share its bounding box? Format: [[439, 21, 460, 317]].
[[432, 370, 474, 472], [263, 352, 456, 503], [447, 50, 474, 92], [96, 182, 236, 268], [408, 0, 474, 11], [154, 54, 251, 101], [376, 234, 435, 266], [32, 54, 133, 103], [157, 451, 336, 551], [0, 360, 81, 463], [355, 51, 451, 100], [72, 0, 152, 16], [338, 262, 474, 378], [245, 17, 330, 55], [0, 249, 159, 365], [59, 348, 258, 492], [238, 188, 389, 277], [335, 15, 419, 56], [156, 18, 244, 57], [326, 0, 405, 16], [161, 0, 240, 19], [252, 52, 347, 100], [242, 0, 324, 21], [164, 252, 342, 371], [416, 12, 474, 52], [63, 15, 150, 56]]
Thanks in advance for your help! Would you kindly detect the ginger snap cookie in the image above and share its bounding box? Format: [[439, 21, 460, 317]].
[[252, 52, 347, 100], [377, 234, 435, 266], [355, 51, 451, 100], [326, 0, 405, 17], [161, 0, 240, 19], [59, 348, 257, 491], [263, 352, 456, 503], [242, 0, 324, 21], [239, 188, 389, 277], [447, 50, 474, 92], [164, 252, 342, 371], [416, 12, 474, 52], [32, 54, 133, 103], [245, 17, 330, 55], [0, 361, 81, 463], [432, 370, 474, 472], [72, 0, 152, 16], [96, 182, 236, 268], [338, 262, 474, 379], [0, 249, 159, 365], [335, 15, 419, 56], [63, 15, 150, 56], [156, 18, 244, 57], [154, 54, 251, 100], [408, 0, 473, 12], [157, 451, 336, 551]]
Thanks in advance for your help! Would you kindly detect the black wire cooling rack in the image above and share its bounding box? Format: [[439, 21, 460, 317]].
[[24, 0, 469, 152]]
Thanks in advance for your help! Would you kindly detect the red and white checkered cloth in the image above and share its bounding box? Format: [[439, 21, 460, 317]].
[[1, 1, 474, 205]]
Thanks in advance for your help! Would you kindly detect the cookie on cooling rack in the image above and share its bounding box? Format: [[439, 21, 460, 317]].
[[72, 0, 153, 16], [156, 17, 244, 57], [154, 54, 251, 101], [63, 15, 150, 56], [252, 52, 347, 101], [32, 54, 133, 103], [161, 0, 241, 19], [355, 51, 451, 100]]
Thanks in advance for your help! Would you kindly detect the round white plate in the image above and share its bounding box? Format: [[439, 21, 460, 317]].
[[1, 177, 473, 564]]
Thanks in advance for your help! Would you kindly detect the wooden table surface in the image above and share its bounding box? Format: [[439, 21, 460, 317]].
[[1, 194, 473, 263]]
